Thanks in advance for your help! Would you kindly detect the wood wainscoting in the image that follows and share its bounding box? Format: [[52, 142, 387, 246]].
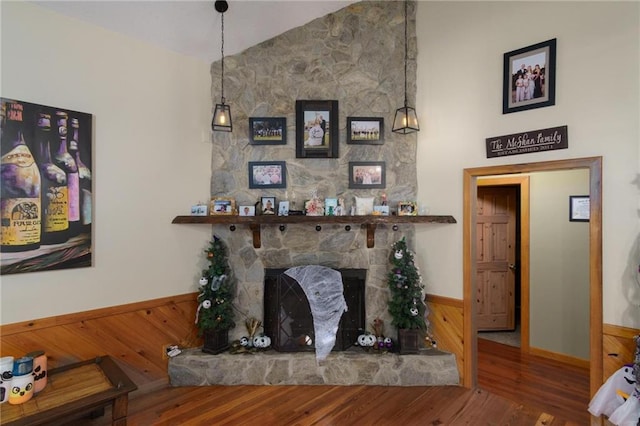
[[0, 293, 200, 394], [426, 293, 640, 392], [425, 294, 464, 382], [603, 323, 639, 381]]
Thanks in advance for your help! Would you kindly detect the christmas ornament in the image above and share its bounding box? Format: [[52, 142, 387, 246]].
[[202, 300, 212, 309], [410, 307, 419, 316], [394, 250, 403, 260], [210, 274, 226, 291], [199, 277, 208, 286], [207, 252, 213, 259]]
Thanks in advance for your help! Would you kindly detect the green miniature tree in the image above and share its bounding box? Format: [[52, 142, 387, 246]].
[[387, 237, 427, 330], [196, 236, 235, 334]]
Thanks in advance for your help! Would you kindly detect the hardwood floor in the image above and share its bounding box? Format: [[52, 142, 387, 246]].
[[72, 340, 591, 426], [478, 338, 591, 424]]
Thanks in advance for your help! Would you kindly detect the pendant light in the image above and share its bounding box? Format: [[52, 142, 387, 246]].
[[392, 0, 420, 134], [212, 0, 232, 132]]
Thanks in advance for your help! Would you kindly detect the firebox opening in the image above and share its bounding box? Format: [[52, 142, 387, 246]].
[[264, 268, 366, 352]]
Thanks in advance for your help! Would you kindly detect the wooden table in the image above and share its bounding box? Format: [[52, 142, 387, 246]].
[[1, 356, 137, 426]]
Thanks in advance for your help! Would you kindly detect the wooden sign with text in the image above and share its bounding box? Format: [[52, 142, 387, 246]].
[[486, 125, 568, 158]]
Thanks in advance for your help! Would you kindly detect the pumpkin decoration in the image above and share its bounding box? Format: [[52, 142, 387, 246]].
[[357, 333, 376, 348], [253, 335, 271, 349]]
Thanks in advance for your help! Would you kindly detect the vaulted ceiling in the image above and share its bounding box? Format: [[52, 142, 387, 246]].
[[31, 1, 359, 63]]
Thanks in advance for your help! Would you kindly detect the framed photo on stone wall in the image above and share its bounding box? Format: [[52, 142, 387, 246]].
[[295, 100, 339, 158], [347, 117, 384, 145], [249, 117, 286, 145], [503, 38, 556, 114], [248, 161, 287, 189], [348, 161, 386, 189]]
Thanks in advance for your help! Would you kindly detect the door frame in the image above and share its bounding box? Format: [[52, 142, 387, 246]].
[[462, 157, 603, 398], [477, 176, 530, 352]]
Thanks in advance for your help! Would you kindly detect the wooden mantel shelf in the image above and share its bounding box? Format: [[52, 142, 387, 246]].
[[172, 214, 456, 248]]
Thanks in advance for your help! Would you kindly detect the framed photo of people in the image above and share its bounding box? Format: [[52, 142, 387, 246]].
[[347, 117, 384, 145], [248, 161, 287, 189], [503, 38, 556, 114], [249, 117, 286, 145], [295, 100, 339, 158], [348, 161, 386, 189], [210, 198, 236, 215]]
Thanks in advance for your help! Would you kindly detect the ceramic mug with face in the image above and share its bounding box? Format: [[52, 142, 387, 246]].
[[8, 373, 34, 405], [0, 356, 14, 404], [8, 356, 34, 405], [26, 351, 47, 394]]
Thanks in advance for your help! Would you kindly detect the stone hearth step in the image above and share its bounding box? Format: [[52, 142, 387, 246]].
[[169, 348, 459, 386]]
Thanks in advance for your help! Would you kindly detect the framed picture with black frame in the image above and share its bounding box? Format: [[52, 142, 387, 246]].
[[295, 100, 339, 158], [248, 161, 287, 189], [249, 117, 286, 145], [569, 195, 590, 222], [348, 161, 386, 189], [347, 117, 384, 145], [503, 38, 556, 114]]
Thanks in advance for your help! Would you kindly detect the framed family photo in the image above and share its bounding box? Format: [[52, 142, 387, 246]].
[[248, 161, 287, 189], [398, 201, 417, 216], [347, 117, 384, 145], [348, 161, 386, 189], [249, 117, 286, 145], [295, 100, 339, 158], [210, 198, 235, 215], [503, 38, 556, 114]]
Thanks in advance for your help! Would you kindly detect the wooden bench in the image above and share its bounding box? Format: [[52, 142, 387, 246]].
[[1, 356, 137, 426]]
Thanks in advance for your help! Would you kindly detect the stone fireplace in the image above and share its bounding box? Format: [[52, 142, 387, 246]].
[[167, 1, 459, 387]]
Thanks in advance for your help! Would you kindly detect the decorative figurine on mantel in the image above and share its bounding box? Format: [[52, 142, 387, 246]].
[[305, 190, 324, 216]]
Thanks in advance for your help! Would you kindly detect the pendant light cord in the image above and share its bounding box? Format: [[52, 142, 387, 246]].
[[220, 12, 225, 102], [403, 0, 408, 108]]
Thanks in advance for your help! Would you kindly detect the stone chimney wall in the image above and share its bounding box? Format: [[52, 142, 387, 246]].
[[208, 1, 420, 341]]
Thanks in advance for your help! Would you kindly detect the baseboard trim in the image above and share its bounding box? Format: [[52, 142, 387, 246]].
[[425, 293, 463, 309], [529, 346, 590, 370]]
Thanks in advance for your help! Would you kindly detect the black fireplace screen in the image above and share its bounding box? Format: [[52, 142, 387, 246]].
[[264, 268, 366, 352]]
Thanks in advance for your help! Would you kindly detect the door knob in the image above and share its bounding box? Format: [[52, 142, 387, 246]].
[[509, 263, 516, 271]]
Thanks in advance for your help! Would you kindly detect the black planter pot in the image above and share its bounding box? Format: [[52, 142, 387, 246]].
[[398, 329, 421, 354], [202, 329, 230, 354]]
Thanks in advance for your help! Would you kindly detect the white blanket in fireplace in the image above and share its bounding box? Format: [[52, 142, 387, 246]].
[[285, 265, 348, 362]]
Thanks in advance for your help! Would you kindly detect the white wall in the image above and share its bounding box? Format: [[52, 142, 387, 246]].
[[415, 1, 639, 329], [530, 169, 590, 359], [0, 2, 213, 324]]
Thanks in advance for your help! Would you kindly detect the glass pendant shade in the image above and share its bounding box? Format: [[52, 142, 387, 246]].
[[212, 101, 232, 132], [393, 0, 420, 135], [392, 105, 419, 134], [212, 1, 232, 133]]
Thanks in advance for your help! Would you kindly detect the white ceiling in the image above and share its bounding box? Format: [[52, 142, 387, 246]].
[[31, 1, 360, 64]]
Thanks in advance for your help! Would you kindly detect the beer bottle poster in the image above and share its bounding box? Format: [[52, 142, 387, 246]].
[[1, 98, 93, 275]]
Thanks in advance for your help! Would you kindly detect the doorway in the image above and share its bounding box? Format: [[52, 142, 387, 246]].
[[462, 157, 603, 397], [476, 179, 525, 349]]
